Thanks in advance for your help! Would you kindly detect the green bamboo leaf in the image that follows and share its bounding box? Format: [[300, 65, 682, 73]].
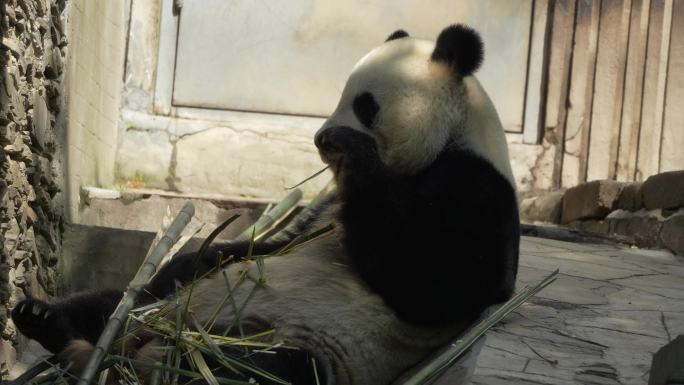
[[188, 348, 220, 385], [107, 355, 252, 385]]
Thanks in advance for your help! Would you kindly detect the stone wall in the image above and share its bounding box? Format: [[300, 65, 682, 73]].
[[0, 0, 67, 376], [521, 170, 684, 257]]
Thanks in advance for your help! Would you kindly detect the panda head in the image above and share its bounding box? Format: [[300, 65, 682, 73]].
[[315, 24, 487, 176]]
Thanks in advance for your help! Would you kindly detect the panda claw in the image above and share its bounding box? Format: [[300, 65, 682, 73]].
[[11, 298, 73, 353]]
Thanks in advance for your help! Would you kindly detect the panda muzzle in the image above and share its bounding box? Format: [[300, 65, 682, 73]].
[[314, 126, 346, 160]]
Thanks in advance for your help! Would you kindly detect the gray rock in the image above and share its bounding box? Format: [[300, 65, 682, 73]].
[[660, 215, 684, 257], [1, 37, 23, 56], [561, 180, 625, 224], [520, 189, 565, 224], [30, 92, 51, 150], [615, 182, 644, 211], [3, 219, 21, 254], [567, 219, 611, 236], [608, 216, 663, 248], [642, 170, 684, 210]]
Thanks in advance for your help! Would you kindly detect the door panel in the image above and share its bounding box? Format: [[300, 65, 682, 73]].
[[173, 0, 533, 132]]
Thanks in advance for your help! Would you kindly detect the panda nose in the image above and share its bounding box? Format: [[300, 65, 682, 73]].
[[314, 128, 339, 153]]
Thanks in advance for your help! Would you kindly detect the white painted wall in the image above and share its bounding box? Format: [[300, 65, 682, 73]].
[[65, 0, 128, 221]]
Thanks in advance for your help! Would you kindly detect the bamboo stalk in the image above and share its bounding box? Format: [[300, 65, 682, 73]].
[[400, 269, 559, 385], [77, 203, 195, 385], [233, 189, 303, 242]]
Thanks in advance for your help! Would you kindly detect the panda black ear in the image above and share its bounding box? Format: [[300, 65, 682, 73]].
[[431, 24, 483, 77], [386, 29, 409, 42]]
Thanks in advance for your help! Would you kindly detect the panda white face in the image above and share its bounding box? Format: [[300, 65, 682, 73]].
[[316, 26, 485, 176]]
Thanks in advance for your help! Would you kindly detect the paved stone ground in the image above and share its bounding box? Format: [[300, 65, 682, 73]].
[[471, 236, 684, 385], [9, 236, 683, 383]]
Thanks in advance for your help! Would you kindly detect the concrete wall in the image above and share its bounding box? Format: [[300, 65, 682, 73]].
[[0, 0, 67, 375], [64, 0, 127, 222], [117, 0, 550, 200]]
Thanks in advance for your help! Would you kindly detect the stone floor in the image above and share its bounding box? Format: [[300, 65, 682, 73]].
[[471, 236, 684, 385], [9, 236, 684, 384]]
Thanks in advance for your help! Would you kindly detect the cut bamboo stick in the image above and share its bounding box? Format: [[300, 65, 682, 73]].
[[233, 189, 303, 242], [77, 203, 195, 385]]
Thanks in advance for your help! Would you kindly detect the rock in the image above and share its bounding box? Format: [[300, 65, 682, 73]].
[[0, 181, 7, 202], [20, 201, 38, 225], [1, 37, 23, 56], [660, 215, 684, 257], [642, 170, 684, 210], [30, 92, 52, 150], [615, 182, 643, 211], [44, 47, 63, 79], [4, 136, 32, 163], [567, 219, 611, 236], [6, 6, 16, 25], [608, 217, 663, 248], [3, 219, 21, 254], [520, 189, 565, 224], [561, 180, 624, 224], [12, 250, 29, 265], [0, 339, 17, 378]]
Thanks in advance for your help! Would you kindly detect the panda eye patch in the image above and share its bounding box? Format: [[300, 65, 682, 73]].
[[353, 92, 380, 129]]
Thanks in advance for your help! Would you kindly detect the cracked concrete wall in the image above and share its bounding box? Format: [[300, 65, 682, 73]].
[[64, 0, 128, 222], [117, 0, 543, 200], [1, 0, 67, 376], [117, 109, 331, 200]]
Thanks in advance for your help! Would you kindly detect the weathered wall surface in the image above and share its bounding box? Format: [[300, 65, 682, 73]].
[[64, 0, 127, 222], [552, 0, 683, 187], [0, 0, 67, 375]]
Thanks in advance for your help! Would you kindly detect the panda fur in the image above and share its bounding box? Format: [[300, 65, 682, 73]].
[[11, 24, 519, 385]]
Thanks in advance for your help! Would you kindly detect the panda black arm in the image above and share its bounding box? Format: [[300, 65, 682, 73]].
[[143, 195, 335, 301], [142, 240, 286, 301], [320, 126, 520, 324]]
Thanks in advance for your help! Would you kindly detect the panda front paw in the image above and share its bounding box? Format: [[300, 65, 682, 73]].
[[12, 298, 73, 353], [315, 126, 379, 167]]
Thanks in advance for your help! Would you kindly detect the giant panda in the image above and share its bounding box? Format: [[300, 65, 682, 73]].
[[11, 24, 519, 384]]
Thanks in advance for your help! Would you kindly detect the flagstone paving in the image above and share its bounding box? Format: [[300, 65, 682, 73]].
[[470, 236, 684, 385], [9, 236, 684, 384]]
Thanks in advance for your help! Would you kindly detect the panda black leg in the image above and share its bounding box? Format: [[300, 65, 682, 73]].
[[12, 298, 76, 353], [12, 289, 123, 354]]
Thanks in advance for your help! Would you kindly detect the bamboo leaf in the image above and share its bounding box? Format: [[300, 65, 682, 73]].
[[188, 348, 220, 385], [285, 166, 330, 190], [107, 355, 252, 385], [193, 214, 241, 267], [190, 313, 238, 374]]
